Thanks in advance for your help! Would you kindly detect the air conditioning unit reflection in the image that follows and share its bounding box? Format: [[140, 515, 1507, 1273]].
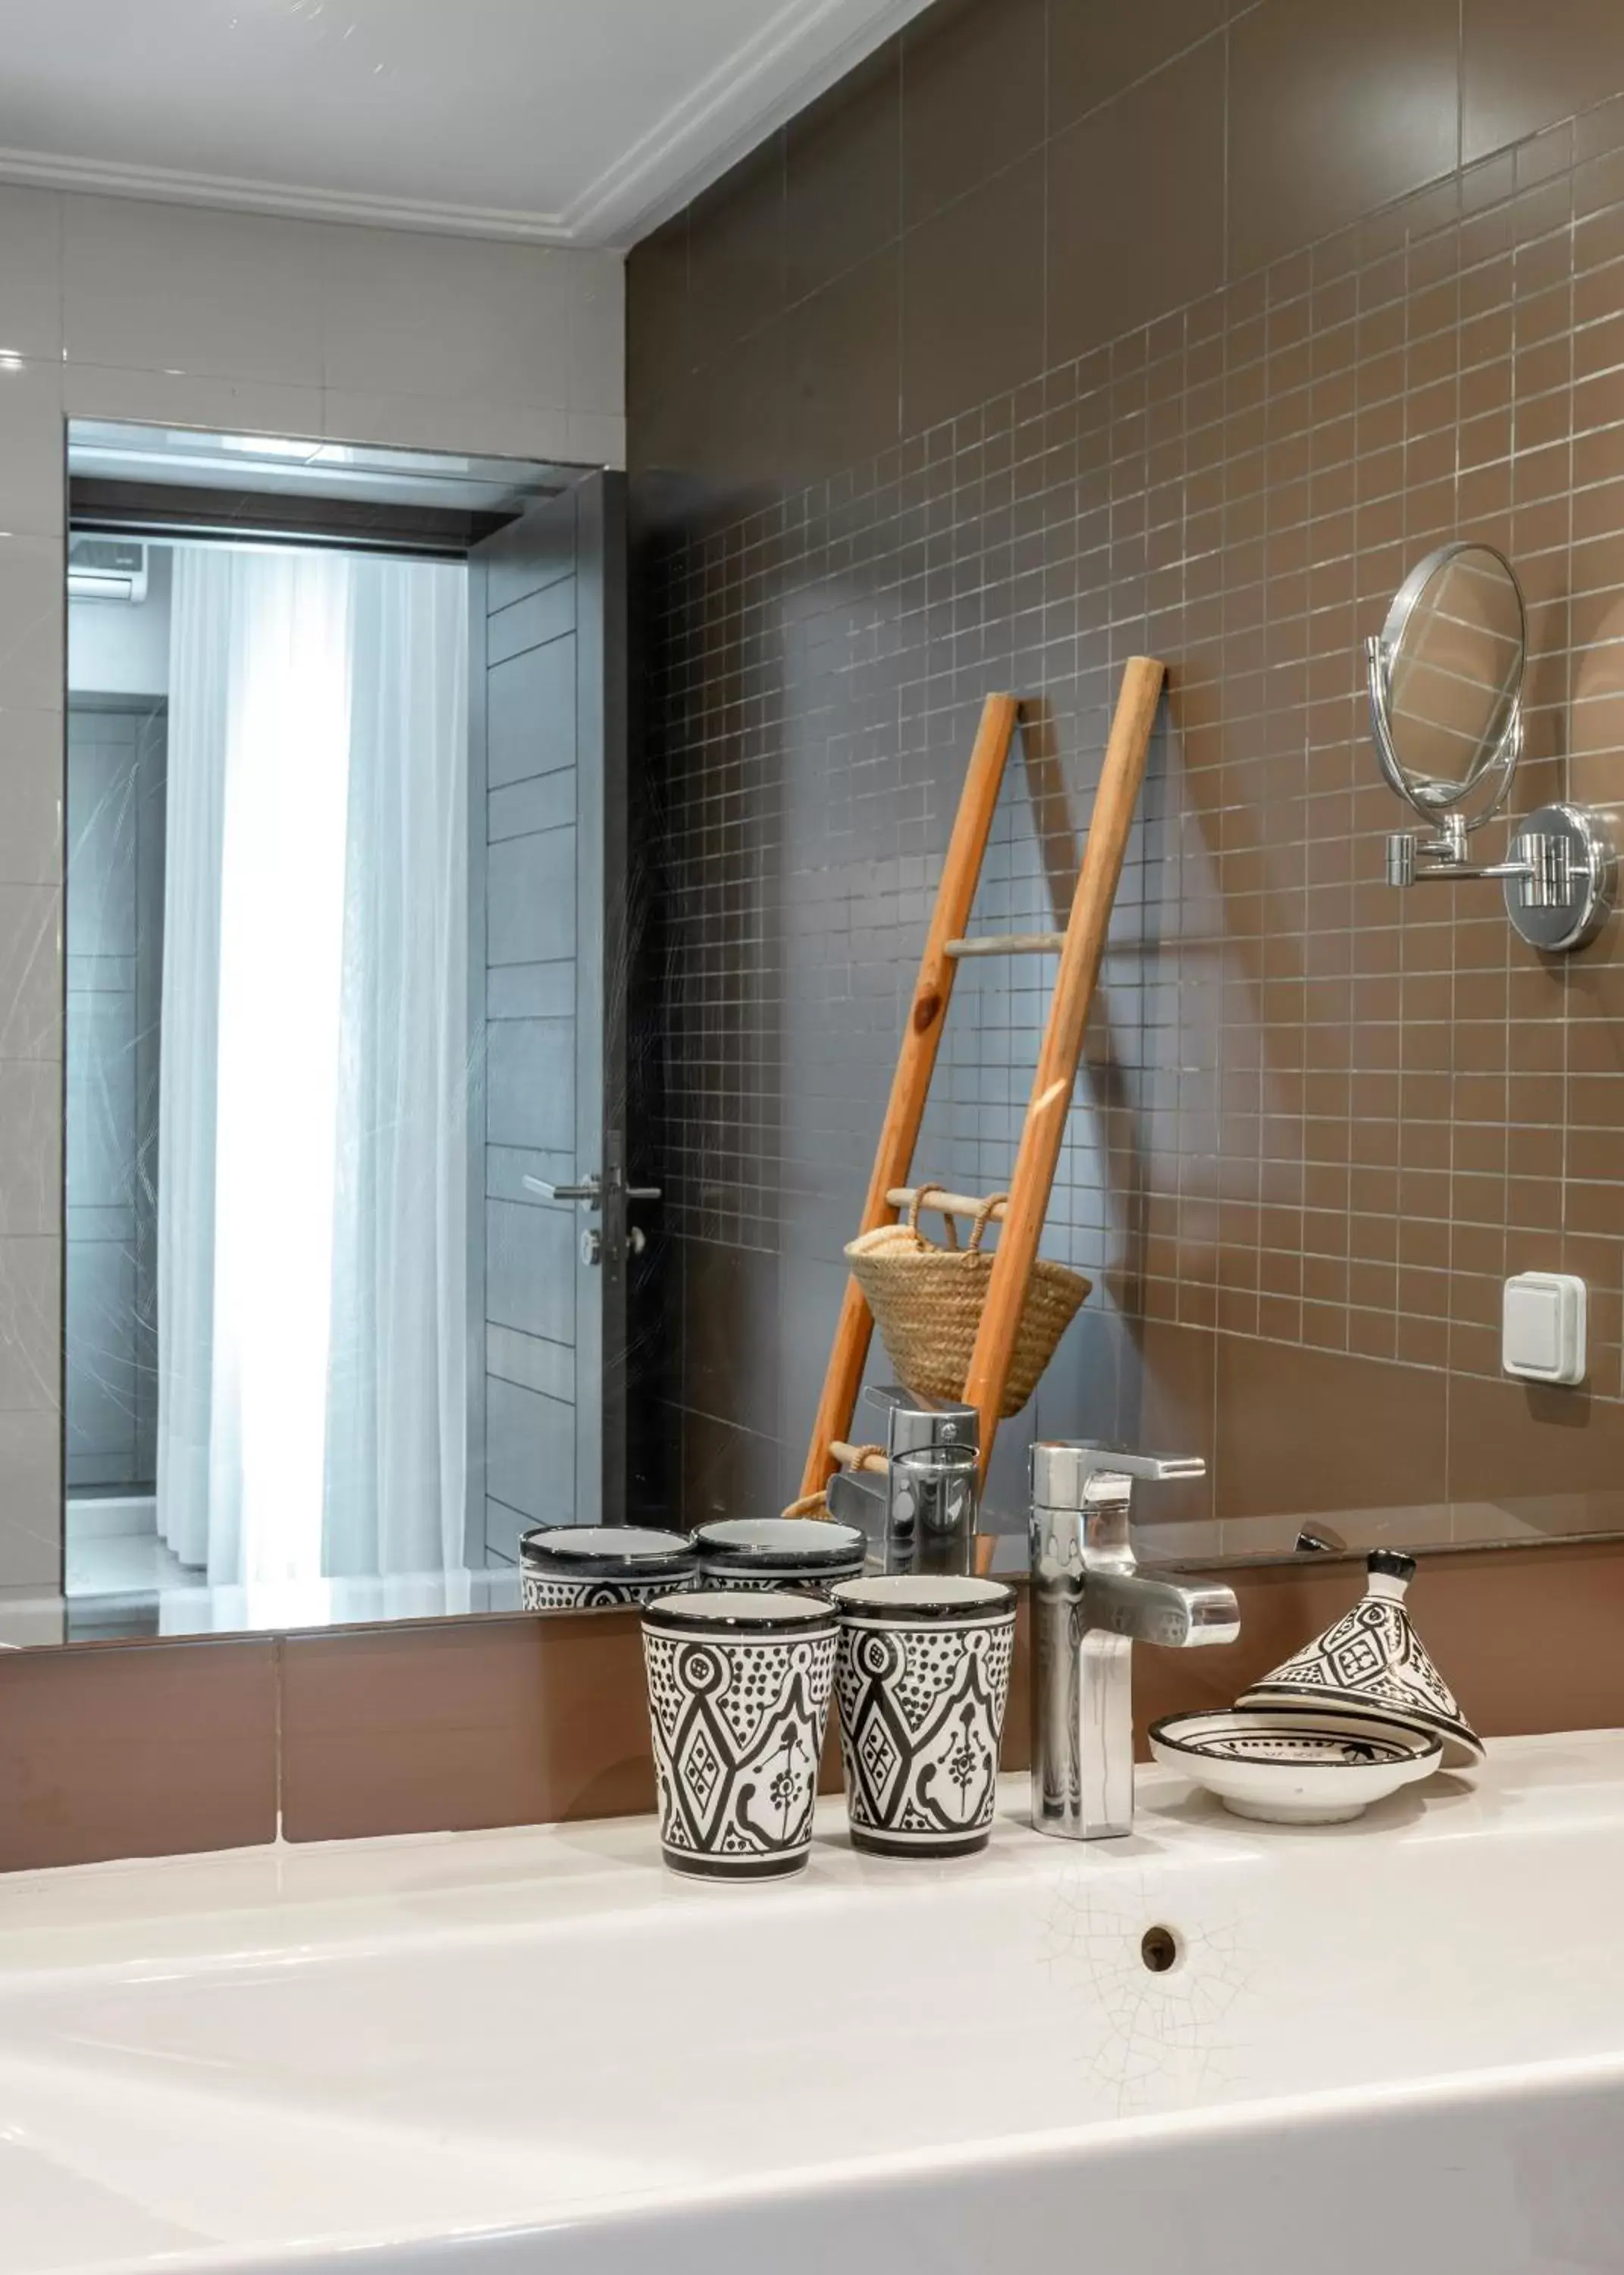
[[67, 536, 148, 604]]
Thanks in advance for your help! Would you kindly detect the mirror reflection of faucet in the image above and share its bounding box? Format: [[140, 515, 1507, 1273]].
[[825, 1384, 981, 1575]]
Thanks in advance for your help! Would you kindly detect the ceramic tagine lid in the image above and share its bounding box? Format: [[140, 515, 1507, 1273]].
[[1237, 1550, 1484, 1771]]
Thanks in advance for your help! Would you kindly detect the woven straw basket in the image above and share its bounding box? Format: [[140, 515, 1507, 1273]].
[[844, 1185, 1091, 1420]]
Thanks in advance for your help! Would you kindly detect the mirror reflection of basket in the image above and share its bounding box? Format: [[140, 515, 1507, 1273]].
[[844, 1185, 1090, 1419]]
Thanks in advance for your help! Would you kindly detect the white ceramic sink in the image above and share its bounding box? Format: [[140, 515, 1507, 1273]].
[[2, 1731, 1622, 2275]]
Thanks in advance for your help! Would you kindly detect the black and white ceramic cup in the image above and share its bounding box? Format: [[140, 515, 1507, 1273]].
[[829, 1574, 1017, 1857], [519, 1525, 698, 1611], [641, 1589, 838, 1879], [694, 1516, 867, 1596]]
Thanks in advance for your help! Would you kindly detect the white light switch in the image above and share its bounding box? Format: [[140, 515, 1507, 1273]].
[[1502, 1272, 1587, 1385]]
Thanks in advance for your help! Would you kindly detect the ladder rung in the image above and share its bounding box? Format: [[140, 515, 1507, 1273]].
[[945, 932, 1068, 958]]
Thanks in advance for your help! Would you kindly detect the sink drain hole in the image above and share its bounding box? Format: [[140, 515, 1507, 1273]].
[[1140, 1925, 1181, 1974]]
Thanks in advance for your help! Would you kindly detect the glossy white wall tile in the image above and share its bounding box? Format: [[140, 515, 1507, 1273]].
[[321, 227, 576, 406], [0, 1064, 61, 1236], [571, 256, 627, 421], [0, 187, 64, 363], [0, 1235, 61, 1411], [0, 887, 61, 1059], [0, 1412, 62, 1588], [0, 362, 65, 537], [319, 388, 575, 460], [60, 362, 326, 442], [63, 199, 329, 388], [0, 536, 65, 714], [0, 711, 63, 890]]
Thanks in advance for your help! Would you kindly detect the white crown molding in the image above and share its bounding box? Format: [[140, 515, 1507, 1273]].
[[564, 0, 937, 246], [0, 144, 575, 244], [0, 0, 934, 250]]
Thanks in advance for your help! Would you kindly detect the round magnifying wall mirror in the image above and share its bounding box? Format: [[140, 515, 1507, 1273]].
[[1368, 541, 1526, 825]]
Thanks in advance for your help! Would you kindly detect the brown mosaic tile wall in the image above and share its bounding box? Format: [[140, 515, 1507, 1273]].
[[630, 0, 1624, 1538]]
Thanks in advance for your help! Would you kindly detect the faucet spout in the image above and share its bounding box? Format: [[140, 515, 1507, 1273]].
[[1029, 1441, 1240, 1841], [1083, 1568, 1241, 1649]]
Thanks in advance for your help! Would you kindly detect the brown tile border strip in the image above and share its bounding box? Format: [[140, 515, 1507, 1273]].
[[0, 1636, 277, 1873], [278, 1613, 656, 1844], [6, 1536, 1624, 1872]]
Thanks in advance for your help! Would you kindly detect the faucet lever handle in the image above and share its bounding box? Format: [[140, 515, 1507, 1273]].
[[1031, 1440, 1205, 1508]]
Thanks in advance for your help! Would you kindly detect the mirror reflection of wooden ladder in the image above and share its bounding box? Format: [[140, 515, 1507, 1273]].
[[798, 659, 1166, 1499]]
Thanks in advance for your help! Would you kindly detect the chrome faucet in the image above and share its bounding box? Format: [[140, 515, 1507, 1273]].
[[1030, 1442, 1240, 1840]]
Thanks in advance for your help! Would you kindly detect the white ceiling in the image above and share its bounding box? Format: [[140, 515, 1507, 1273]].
[[0, 0, 932, 249]]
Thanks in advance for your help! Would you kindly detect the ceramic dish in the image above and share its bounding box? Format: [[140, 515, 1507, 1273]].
[[1238, 1549, 1485, 1770], [694, 1515, 867, 1594], [1148, 1707, 1443, 1825], [519, 1524, 698, 1611]]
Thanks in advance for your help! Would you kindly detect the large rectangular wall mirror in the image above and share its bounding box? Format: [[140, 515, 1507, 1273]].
[[15, 419, 644, 1647]]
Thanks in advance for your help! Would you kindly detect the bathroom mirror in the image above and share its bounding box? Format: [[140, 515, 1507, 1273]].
[[0, 419, 655, 1651], [1366, 541, 1525, 825]]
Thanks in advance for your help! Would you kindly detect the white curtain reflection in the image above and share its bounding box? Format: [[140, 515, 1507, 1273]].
[[323, 557, 469, 1579], [155, 546, 468, 1587]]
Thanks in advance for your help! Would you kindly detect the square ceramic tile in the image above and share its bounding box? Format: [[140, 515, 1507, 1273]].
[[0, 1234, 59, 1414], [901, 157, 1043, 441], [62, 194, 327, 387], [1464, 0, 1624, 163], [565, 410, 625, 468], [570, 253, 625, 413], [0, 1410, 60, 1588], [686, 137, 787, 359], [321, 388, 574, 460], [0, 708, 64, 888], [61, 362, 324, 443], [0, 883, 61, 1059], [0, 1062, 61, 1236], [1048, 0, 1227, 136], [0, 1586, 66, 1648], [0, 187, 63, 363], [785, 39, 901, 306], [0, 359, 64, 538], [1228, 0, 1460, 274], [320, 226, 574, 407], [0, 535, 64, 714], [900, 0, 1045, 230]]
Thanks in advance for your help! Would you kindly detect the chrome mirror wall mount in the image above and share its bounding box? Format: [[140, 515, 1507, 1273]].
[[1370, 541, 1617, 952]]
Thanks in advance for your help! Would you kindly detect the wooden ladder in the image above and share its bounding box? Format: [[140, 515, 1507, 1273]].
[[798, 657, 1166, 1498]]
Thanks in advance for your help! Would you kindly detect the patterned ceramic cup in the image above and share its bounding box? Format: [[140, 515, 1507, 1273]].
[[519, 1525, 698, 1611], [694, 1517, 867, 1596], [829, 1574, 1017, 1857], [641, 1589, 839, 1879]]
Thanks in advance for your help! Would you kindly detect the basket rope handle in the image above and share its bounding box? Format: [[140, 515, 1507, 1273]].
[[906, 1181, 958, 1250], [966, 1192, 1010, 1254]]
